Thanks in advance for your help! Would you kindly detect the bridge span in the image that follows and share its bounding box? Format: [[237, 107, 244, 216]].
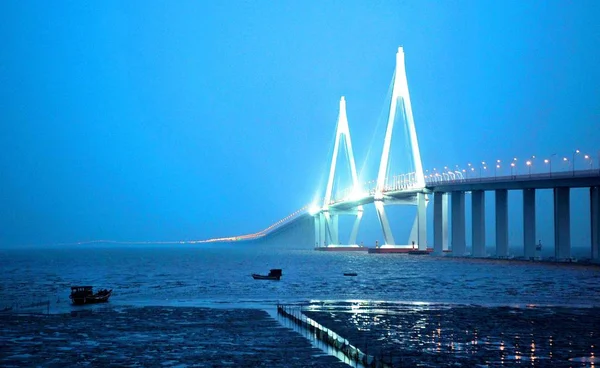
[[214, 46, 600, 263]]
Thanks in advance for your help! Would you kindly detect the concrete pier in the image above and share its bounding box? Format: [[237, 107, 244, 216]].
[[471, 190, 486, 257], [417, 193, 427, 250], [591, 186, 600, 261], [451, 191, 466, 256], [319, 214, 326, 247], [433, 192, 448, 254], [553, 187, 571, 260], [523, 188, 536, 258], [495, 189, 509, 257]]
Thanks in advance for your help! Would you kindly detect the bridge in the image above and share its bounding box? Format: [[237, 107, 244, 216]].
[[215, 47, 600, 262]]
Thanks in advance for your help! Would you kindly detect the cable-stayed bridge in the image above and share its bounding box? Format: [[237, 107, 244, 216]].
[[207, 47, 600, 262]]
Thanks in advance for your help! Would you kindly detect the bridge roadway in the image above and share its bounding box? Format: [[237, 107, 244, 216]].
[[326, 169, 600, 211]]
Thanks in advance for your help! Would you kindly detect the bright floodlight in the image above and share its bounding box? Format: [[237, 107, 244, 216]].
[[308, 204, 320, 216]]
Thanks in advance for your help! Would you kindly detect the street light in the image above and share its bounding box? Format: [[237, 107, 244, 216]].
[[544, 159, 551, 175], [584, 154, 592, 170], [510, 162, 515, 177], [573, 149, 580, 175], [495, 164, 500, 178], [526, 160, 532, 177], [480, 161, 486, 178]]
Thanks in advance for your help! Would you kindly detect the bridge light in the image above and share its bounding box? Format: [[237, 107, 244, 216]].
[[544, 159, 549, 163], [308, 204, 320, 216], [526, 161, 531, 166]]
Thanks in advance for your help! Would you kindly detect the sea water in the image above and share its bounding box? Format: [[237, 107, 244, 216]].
[[1, 243, 599, 312]]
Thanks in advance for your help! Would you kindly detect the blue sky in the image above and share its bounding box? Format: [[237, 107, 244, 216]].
[[1, 1, 599, 248]]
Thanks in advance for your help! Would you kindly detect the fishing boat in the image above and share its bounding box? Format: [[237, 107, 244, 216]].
[[252, 269, 282, 281], [69, 286, 112, 305], [343, 272, 358, 276]]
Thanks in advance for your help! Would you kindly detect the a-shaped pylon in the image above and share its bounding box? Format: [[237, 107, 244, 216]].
[[374, 47, 427, 248], [318, 96, 363, 246]]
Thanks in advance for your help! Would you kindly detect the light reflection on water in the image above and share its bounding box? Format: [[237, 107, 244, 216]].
[[303, 300, 599, 366]]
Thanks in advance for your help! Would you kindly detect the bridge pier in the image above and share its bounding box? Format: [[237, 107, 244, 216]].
[[591, 186, 600, 261], [554, 187, 571, 260], [495, 189, 509, 257], [319, 213, 326, 246], [471, 190, 486, 257], [433, 192, 448, 254], [417, 193, 427, 250], [451, 191, 466, 256], [314, 215, 320, 248], [523, 188, 536, 258]]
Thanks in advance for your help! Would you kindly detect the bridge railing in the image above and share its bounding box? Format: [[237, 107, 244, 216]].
[[329, 172, 423, 203], [425, 168, 600, 186]]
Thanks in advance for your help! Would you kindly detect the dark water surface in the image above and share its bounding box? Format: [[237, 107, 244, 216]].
[[2, 244, 600, 366], [1, 244, 599, 310]]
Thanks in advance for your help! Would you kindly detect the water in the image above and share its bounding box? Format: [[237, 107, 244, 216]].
[[1, 243, 599, 312]]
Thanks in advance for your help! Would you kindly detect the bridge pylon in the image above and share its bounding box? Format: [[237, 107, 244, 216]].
[[374, 46, 428, 250], [315, 96, 364, 248]]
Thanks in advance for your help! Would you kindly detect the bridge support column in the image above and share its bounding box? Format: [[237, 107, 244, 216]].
[[433, 192, 448, 255], [523, 188, 536, 259], [471, 190, 486, 257], [320, 213, 326, 247], [495, 189, 509, 257], [417, 193, 427, 250], [348, 209, 363, 245], [330, 214, 339, 245], [554, 187, 571, 260], [590, 186, 600, 261], [314, 215, 320, 248], [451, 191, 466, 256], [375, 201, 396, 246]]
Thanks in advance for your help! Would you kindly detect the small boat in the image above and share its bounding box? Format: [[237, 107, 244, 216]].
[[343, 272, 358, 276], [252, 269, 282, 281], [69, 286, 112, 305]]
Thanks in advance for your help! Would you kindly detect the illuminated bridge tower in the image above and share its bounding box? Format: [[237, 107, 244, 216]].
[[313, 96, 364, 249], [373, 46, 428, 251]]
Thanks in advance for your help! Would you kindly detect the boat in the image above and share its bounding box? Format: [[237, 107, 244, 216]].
[[252, 269, 282, 281], [69, 286, 112, 305], [343, 272, 358, 276]]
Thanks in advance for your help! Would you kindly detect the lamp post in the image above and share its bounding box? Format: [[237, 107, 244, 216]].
[[526, 160, 532, 177], [563, 157, 568, 172], [510, 162, 515, 177], [544, 159, 550, 176], [572, 149, 580, 175], [480, 161, 486, 178], [583, 154, 591, 170]]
